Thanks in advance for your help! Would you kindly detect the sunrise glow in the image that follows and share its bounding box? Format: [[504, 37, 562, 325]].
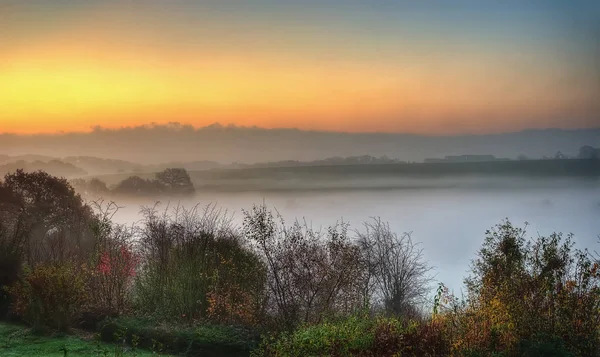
[[1, 1, 598, 134]]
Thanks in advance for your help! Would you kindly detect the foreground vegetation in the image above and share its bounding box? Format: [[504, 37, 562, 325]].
[[255, 223, 600, 356], [0, 322, 173, 356], [1, 169, 599, 356]]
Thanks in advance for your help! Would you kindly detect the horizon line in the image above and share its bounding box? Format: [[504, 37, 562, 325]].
[[2, 122, 599, 138]]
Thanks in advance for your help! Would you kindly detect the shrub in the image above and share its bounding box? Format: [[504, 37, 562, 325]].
[[400, 318, 451, 356], [98, 316, 258, 356], [255, 314, 378, 357], [254, 314, 451, 357], [133, 203, 266, 323], [206, 274, 262, 325], [518, 333, 573, 357], [84, 220, 139, 319], [6, 262, 88, 331], [372, 317, 403, 356], [459, 220, 600, 356]]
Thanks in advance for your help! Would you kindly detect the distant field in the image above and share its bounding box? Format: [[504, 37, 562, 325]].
[[192, 159, 599, 178], [86, 159, 600, 192]]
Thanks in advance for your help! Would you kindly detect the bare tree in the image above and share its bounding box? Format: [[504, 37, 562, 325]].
[[243, 204, 366, 328], [357, 218, 433, 318]]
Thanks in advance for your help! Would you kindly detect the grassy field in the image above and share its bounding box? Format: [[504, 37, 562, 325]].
[[87, 159, 600, 191], [188, 159, 600, 180], [0, 322, 172, 357]]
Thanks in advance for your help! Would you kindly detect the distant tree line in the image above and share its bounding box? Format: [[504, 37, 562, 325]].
[[424, 155, 510, 163], [228, 155, 407, 169], [71, 168, 195, 197], [578, 145, 600, 160], [426, 145, 600, 163], [0, 160, 87, 178], [3, 145, 597, 182]]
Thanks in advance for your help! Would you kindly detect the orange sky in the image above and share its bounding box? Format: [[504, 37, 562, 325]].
[[1, 1, 599, 135]]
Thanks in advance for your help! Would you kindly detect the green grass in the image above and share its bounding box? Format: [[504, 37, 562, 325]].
[[0, 322, 172, 357], [0, 318, 257, 357], [98, 317, 258, 357]]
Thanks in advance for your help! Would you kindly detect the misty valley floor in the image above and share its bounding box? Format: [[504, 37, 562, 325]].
[[109, 181, 600, 293]]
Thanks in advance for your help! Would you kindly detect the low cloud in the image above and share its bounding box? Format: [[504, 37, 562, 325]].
[[0, 123, 598, 164]]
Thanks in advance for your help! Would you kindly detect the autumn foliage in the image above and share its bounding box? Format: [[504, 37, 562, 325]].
[[256, 221, 600, 357], [1, 170, 599, 357], [6, 262, 88, 332], [432, 221, 600, 356]]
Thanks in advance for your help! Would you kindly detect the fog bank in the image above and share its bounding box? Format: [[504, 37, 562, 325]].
[[105, 183, 600, 294]]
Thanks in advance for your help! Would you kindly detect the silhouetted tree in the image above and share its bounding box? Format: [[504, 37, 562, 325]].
[[112, 176, 166, 196], [2, 170, 96, 264], [111, 169, 194, 196], [155, 168, 195, 195], [70, 178, 109, 196], [578, 145, 599, 159], [89, 178, 109, 193]]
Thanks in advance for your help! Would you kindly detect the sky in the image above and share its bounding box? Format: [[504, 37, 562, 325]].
[[1, 0, 599, 135]]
